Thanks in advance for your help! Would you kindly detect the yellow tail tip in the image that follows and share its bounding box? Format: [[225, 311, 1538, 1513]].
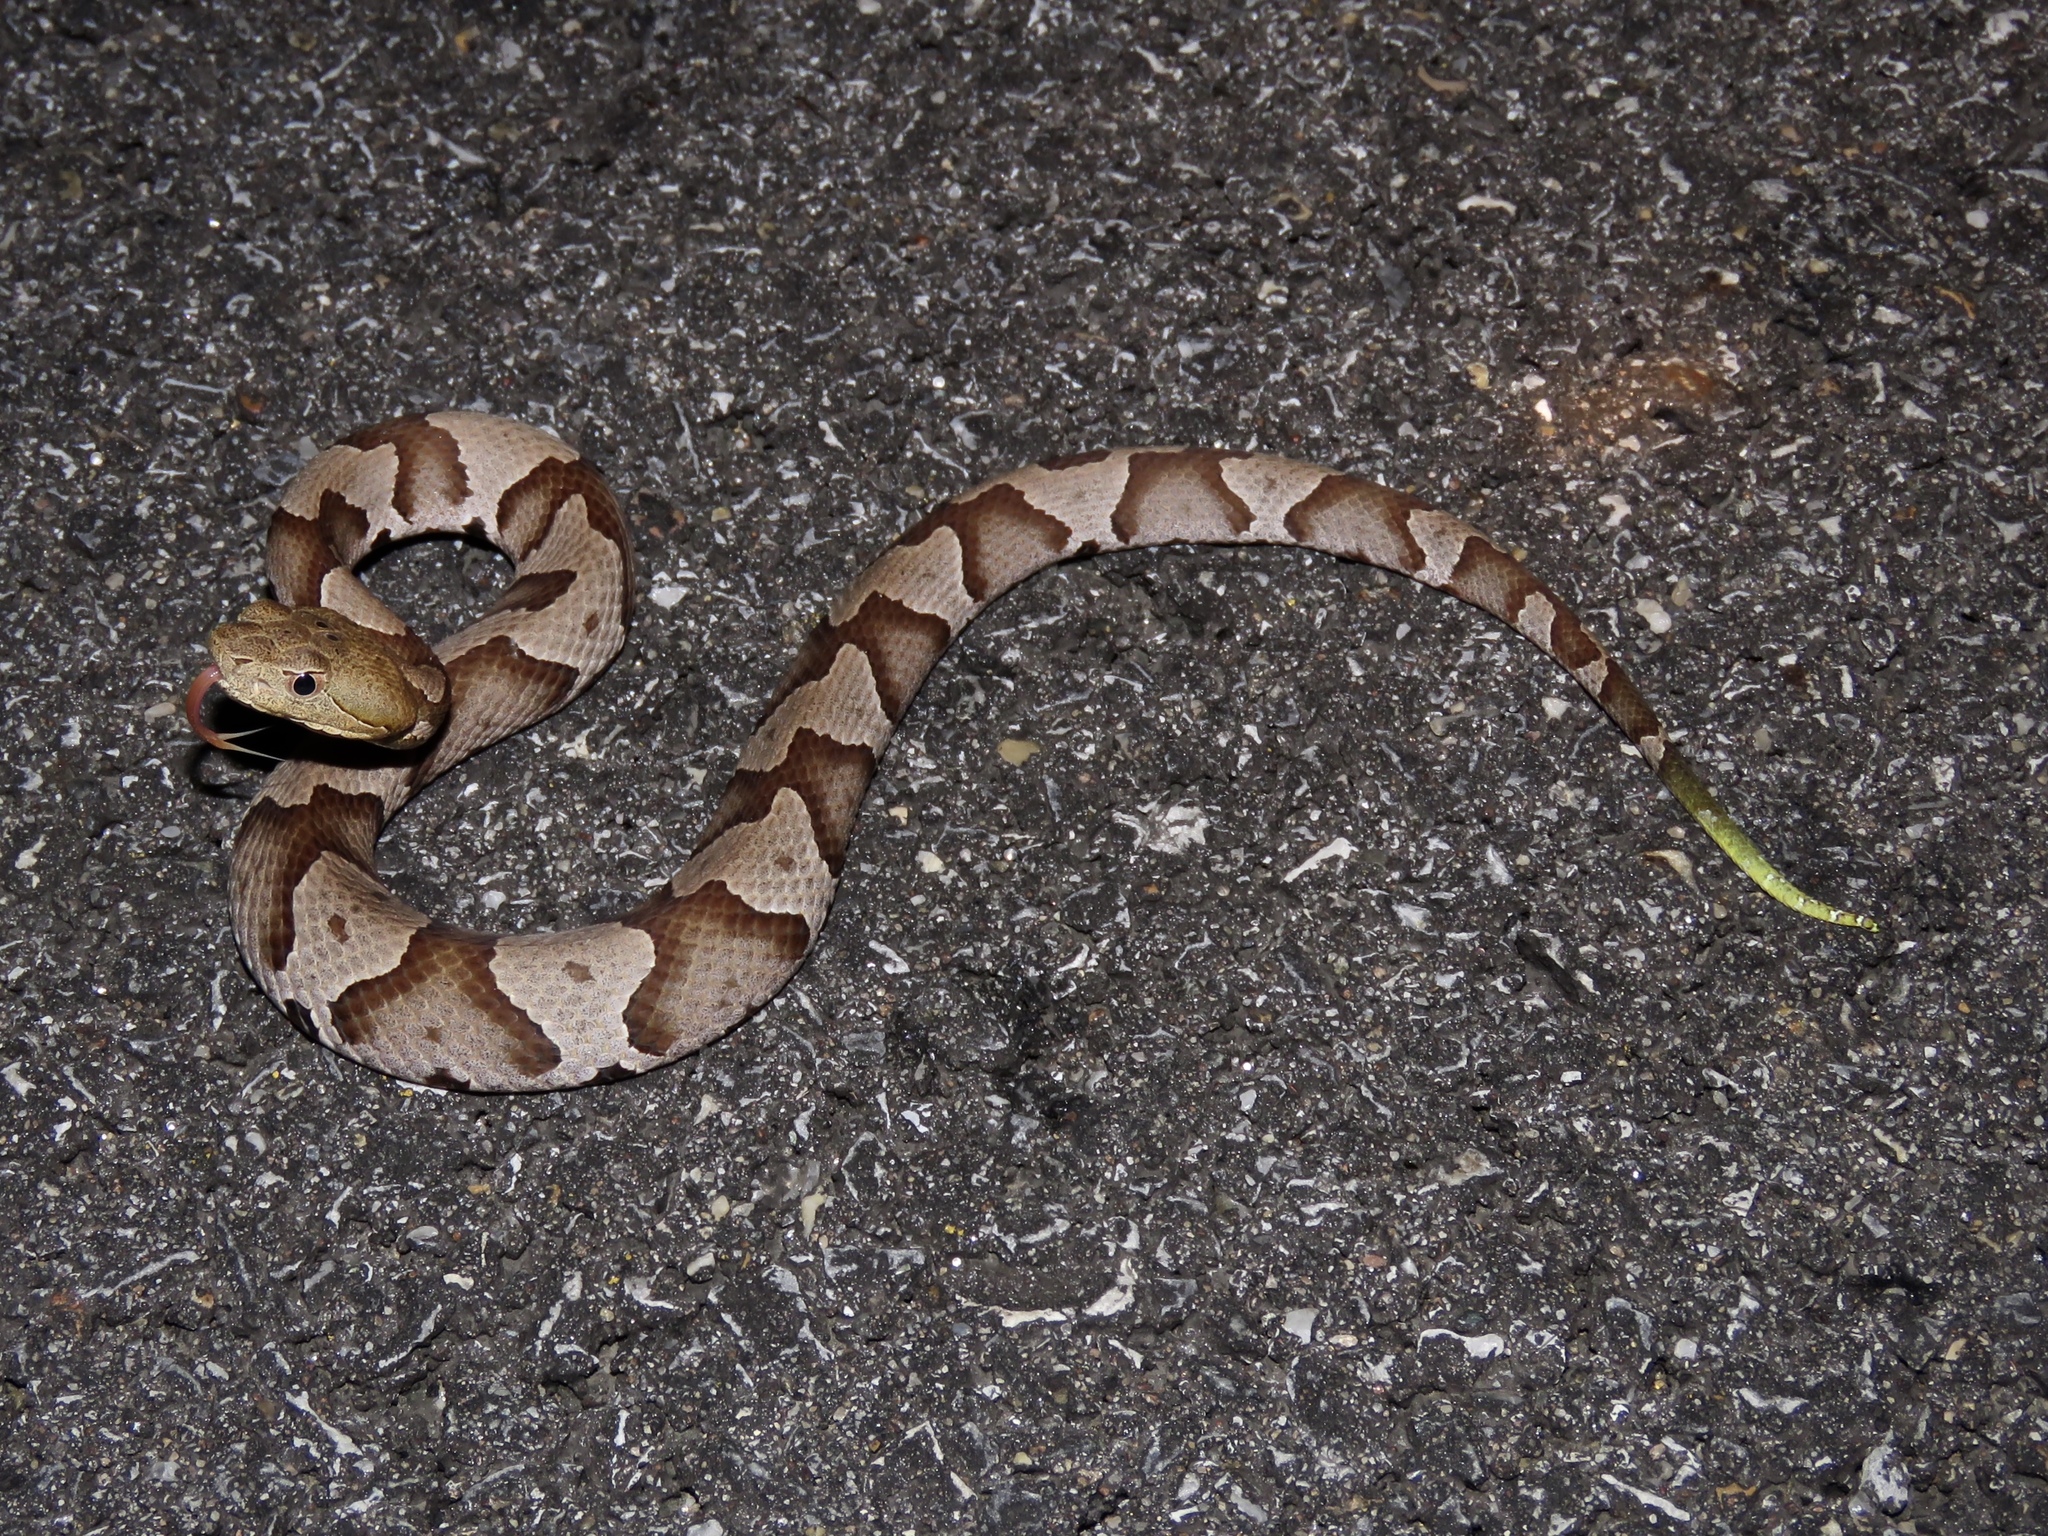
[[1660, 754, 1877, 932]]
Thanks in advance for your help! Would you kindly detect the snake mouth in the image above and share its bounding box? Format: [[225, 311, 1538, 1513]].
[[186, 664, 270, 755]]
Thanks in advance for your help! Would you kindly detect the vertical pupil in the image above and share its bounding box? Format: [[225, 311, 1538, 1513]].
[[293, 674, 317, 696]]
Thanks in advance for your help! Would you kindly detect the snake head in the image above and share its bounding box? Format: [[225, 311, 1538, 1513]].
[[205, 599, 448, 747]]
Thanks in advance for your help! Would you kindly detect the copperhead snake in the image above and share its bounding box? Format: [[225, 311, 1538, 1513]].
[[190, 411, 1873, 1093]]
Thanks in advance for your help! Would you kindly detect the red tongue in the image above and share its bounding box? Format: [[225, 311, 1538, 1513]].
[[185, 664, 241, 752]]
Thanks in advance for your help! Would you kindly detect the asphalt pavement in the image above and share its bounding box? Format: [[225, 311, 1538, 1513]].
[[0, 2, 2043, 1532]]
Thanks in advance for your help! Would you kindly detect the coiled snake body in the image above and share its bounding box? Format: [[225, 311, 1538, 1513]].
[[193, 412, 1871, 1093]]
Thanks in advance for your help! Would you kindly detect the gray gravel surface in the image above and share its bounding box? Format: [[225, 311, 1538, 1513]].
[[3, 2, 2046, 1532]]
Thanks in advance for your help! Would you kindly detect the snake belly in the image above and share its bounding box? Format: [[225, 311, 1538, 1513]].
[[225, 411, 1728, 1091]]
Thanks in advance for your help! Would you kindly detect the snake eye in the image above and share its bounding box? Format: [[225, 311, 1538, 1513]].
[[292, 673, 319, 697]]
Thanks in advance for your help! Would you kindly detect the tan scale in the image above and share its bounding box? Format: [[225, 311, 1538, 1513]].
[[278, 441, 399, 531], [670, 788, 838, 934], [281, 853, 427, 1035], [441, 502, 625, 677], [994, 452, 1131, 547], [827, 525, 979, 632], [487, 926, 660, 1079], [738, 644, 895, 773], [313, 571, 413, 638], [1516, 591, 1560, 650], [1219, 456, 1343, 540], [1407, 509, 1486, 589]]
